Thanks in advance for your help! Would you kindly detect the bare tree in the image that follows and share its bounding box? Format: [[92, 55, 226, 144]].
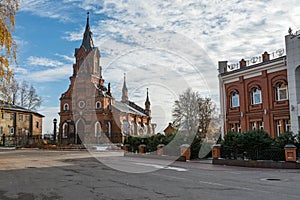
[[1, 79, 42, 110], [26, 85, 42, 110], [172, 88, 215, 138], [18, 81, 42, 110]]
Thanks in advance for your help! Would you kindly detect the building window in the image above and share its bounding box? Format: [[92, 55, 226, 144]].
[[10, 127, 14, 135], [107, 121, 111, 137], [251, 122, 257, 130], [63, 103, 69, 111], [10, 113, 15, 120], [258, 121, 264, 130], [19, 114, 23, 121], [36, 121, 39, 128], [123, 120, 129, 135], [62, 123, 68, 138], [1, 112, 4, 119], [18, 128, 22, 136], [251, 88, 262, 105], [230, 92, 240, 108], [275, 83, 288, 101], [229, 124, 235, 132], [236, 123, 241, 133], [0, 126, 3, 134], [284, 119, 291, 132], [95, 122, 102, 137], [276, 120, 282, 136], [96, 101, 101, 109], [26, 115, 30, 121]]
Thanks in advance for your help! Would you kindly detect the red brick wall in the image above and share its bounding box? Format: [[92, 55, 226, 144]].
[[224, 69, 290, 138]]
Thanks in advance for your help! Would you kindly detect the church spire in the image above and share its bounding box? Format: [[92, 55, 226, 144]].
[[145, 88, 151, 116], [121, 73, 128, 102], [81, 12, 94, 52]]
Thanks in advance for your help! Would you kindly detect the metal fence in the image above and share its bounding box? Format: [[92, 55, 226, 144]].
[[0, 135, 44, 147], [221, 146, 285, 161]]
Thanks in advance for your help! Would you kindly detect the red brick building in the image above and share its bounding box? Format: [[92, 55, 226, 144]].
[[218, 51, 290, 138], [59, 14, 156, 145]]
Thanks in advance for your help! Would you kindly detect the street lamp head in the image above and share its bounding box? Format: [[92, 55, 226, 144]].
[[53, 118, 57, 123]]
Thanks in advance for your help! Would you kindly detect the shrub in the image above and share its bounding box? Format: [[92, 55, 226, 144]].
[[274, 132, 297, 149]]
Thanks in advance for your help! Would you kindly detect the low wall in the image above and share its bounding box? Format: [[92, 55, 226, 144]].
[[213, 159, 300, 169], [124, 152, 186, 162]]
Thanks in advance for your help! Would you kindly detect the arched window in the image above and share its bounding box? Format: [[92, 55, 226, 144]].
[[251, 88, 262, 105], [123, 120, 129, 135], [63, 103, 69, 111], [95, 101, 101, 109], [131, 121, 136, 135], [62, 123, 68, 138], [230, 92, 239, 108], [275, 82, 288, 101], [95, 121, 102, 137], [106, 121, 111, 137]]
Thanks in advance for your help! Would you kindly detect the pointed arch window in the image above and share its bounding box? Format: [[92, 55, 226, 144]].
[[63, 103, 69, 111], [62, 123, 68, 138], [95, 101, 101, 109], [251, 88, 262, 105], [275, 82, 288, 101], [230, 92, 240, 108], [95, 121, 102, 137]]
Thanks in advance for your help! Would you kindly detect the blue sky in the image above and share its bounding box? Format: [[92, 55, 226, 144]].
[[14, 0, 300, 134]]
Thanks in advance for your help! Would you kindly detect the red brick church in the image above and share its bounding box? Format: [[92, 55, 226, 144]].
[[59, 14, 156, 144]]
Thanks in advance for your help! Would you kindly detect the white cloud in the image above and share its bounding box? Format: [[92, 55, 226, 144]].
[[28, 64, 72, 82], [27, 56, 64, 67]]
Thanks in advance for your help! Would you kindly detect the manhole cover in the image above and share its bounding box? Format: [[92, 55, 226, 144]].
[[261, 178, 281, 181]]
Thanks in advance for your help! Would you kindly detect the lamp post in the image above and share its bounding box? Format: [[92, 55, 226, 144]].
[[53, 118, 57, 143]]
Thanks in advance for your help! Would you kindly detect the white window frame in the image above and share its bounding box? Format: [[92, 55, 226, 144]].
[[10, 127, 14, 135], [95, 101, 101, 109], [252, 88, 262, 105], [95, 121, 102, 137], [276, 83, 288, 101], [258, 121, 264, 130], [276, 120, 281, 136], [63, 103, 69, 111], [236, 123, 241, 133], [284, 119, 291, 132], [231, 92, 240, 108]]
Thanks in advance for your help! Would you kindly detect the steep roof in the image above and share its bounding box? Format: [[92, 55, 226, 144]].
[[0, 102, 44, 117], [81, 12, 94, 52], [112, 101, 147, 117]]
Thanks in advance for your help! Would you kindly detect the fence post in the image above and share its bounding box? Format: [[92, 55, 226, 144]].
[[284, 144, 297, 162], [212, 144, 221, 159], [180, 144, 191, 161], [123, 144, 130, 152], [157, 144, 165, 156], [138, 144, 146, 154]]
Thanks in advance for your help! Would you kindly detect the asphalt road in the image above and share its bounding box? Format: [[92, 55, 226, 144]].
[[0, 149, 300, 200]]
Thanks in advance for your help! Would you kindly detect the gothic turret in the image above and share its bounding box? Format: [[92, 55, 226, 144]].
[[145, 88, 151, 116], [121, 73, 128, 102], [81, 12, 94, 52]]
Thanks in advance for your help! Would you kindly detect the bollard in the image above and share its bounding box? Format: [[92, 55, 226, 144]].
[[138, 144, 146, 154], [157, 144, 165, 156], [284, 144, 297, 162], [123, 144, 130, 152], [212, 144, 221, 159], [180, 144, 191, 161]]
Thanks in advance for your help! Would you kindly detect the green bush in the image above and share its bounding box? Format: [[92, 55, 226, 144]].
[[123, 133, 202, 159], [274, 132, 297, 149], [222, 130, 273, 150]]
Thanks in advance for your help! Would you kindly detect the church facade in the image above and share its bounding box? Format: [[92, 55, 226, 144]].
[[58, 15, 156, 145]]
